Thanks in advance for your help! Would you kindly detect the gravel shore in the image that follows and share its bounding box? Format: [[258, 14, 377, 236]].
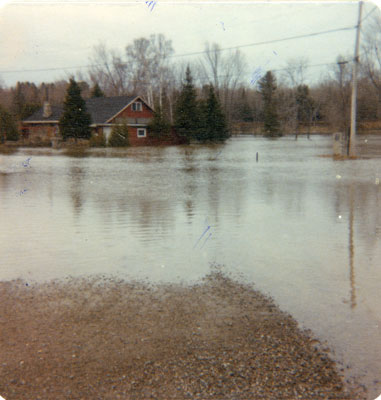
[[0, 271, 366, 400]]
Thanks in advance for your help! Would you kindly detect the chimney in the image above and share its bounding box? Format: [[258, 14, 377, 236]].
[[43, 101, 52, 118]]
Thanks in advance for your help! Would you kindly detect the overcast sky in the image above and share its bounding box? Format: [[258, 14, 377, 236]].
[[0, 0, 379, 88]]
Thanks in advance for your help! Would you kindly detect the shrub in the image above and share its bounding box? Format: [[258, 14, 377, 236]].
[[108, 123, 129, 147], [89, 132, 106, 147]]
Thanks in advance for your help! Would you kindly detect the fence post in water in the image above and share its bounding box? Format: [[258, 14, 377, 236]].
[[256, 152, 259, 162]]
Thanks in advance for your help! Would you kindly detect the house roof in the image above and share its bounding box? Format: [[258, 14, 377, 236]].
[[23, 95, 152, 124], [86, 95, 138, 124], [23, 105, 64, 122]]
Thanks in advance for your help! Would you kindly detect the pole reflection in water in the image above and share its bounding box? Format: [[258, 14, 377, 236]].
[[348, 185, 356, 309]]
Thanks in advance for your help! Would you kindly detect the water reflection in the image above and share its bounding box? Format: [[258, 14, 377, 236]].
[[331, 177, 381, 312], [0, 172, 10, 196], [181, 147, 198, 222], [69, 161, 85, 216], [348, 185, 356, 309], [1, 137, 381, 397]]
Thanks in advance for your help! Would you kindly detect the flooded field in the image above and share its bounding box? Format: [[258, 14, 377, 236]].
[[1, 135, 381, 399]]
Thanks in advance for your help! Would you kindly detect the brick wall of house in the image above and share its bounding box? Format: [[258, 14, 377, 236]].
[[128, 127, 187, 146], [128, 127, 155, 146], [21, 124, 59, 145], [112, 101, 153, 121]]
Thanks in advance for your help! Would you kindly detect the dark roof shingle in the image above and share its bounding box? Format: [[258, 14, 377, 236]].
[[23, 105, 63, 122], [86, 95, 137, 124], [24, 95, 144, 124]]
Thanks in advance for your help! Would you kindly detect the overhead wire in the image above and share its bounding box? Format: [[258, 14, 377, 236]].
[[195, 60, 352, 86], [0, 25, 356, 75], [169, 26, 356, 58], [361, 5, 378, 23]]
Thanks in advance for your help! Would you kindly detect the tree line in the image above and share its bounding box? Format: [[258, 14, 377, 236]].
[[1, 14, 381, 142]]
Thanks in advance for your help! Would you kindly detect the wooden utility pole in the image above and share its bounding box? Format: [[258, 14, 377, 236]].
[[349, 0, 363, 157]]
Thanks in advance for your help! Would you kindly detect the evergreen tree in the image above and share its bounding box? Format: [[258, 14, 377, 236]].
[[59, 79, 92, 141], [235, 88, 254, 122], [174, 66, 200, 142], [108, 121, 129, 147], [148, 104, 171, 137], [12, 82, 26, 119], [22, 103, 41, 120], [295, 84, 314, 124], [0, 105, 19, 142], [11, 82, 41, 120], [197, 99, 208, 142], [90, 83, 105, 98], [258, 71, 281, 137], [201, 85, 229, 141]]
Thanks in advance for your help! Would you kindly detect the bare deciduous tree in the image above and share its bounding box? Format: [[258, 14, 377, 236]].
[[88, 43, 128, 96], [125, 34, 174, 107], [361, 13, 381, 118], [278, 58, 309, 137], [283, 57, 309, 87], [199, 42, 247, 122], [318, 56, 352, 133]]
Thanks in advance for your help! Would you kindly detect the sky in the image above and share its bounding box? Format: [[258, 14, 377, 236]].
[[0, 0, 380, 88]]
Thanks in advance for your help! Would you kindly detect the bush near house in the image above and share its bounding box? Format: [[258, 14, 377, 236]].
[[109, 122, 129, 147], [89, 132, 106, 147]]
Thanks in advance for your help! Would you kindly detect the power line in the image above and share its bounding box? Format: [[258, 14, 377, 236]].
[[0, 25, 356, 75], [361, 5, 378, 23], [0, 64, 99, 74], [272, 60, 352, 74], [195, 60, 352, 85], [170, 26, 356, 58]]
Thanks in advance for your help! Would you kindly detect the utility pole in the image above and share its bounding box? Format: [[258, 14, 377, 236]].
[[349, 0, 363, 158]]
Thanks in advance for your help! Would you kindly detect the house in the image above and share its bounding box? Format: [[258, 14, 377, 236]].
[[21, 95, 182, 146]]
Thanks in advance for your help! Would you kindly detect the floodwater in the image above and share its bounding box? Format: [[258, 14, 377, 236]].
[[1, 135, 381, 399]]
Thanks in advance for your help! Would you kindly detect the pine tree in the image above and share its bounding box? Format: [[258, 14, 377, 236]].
[[59, 79, 92, 141], [90, 83, 105, 98], [9, 82, 41, 121], [259, 71, 281, 137], [22, 103, 41, 120], [148, 104, 171, 137], [0, 105, 19, 142], [197, 99, 208, 142], [237, 89, 254, 122], [12, 82, 26, 119], [174, 66, 200, 142], [295, 84, 314, 124], [201, 85, 229, 141]]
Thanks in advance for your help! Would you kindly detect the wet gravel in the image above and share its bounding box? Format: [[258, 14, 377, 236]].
[[0, 271, 366, 399]]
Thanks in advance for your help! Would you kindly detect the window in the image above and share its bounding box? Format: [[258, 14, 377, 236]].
[[132, 102, 142, 111], [137, 128, 146, 138]]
